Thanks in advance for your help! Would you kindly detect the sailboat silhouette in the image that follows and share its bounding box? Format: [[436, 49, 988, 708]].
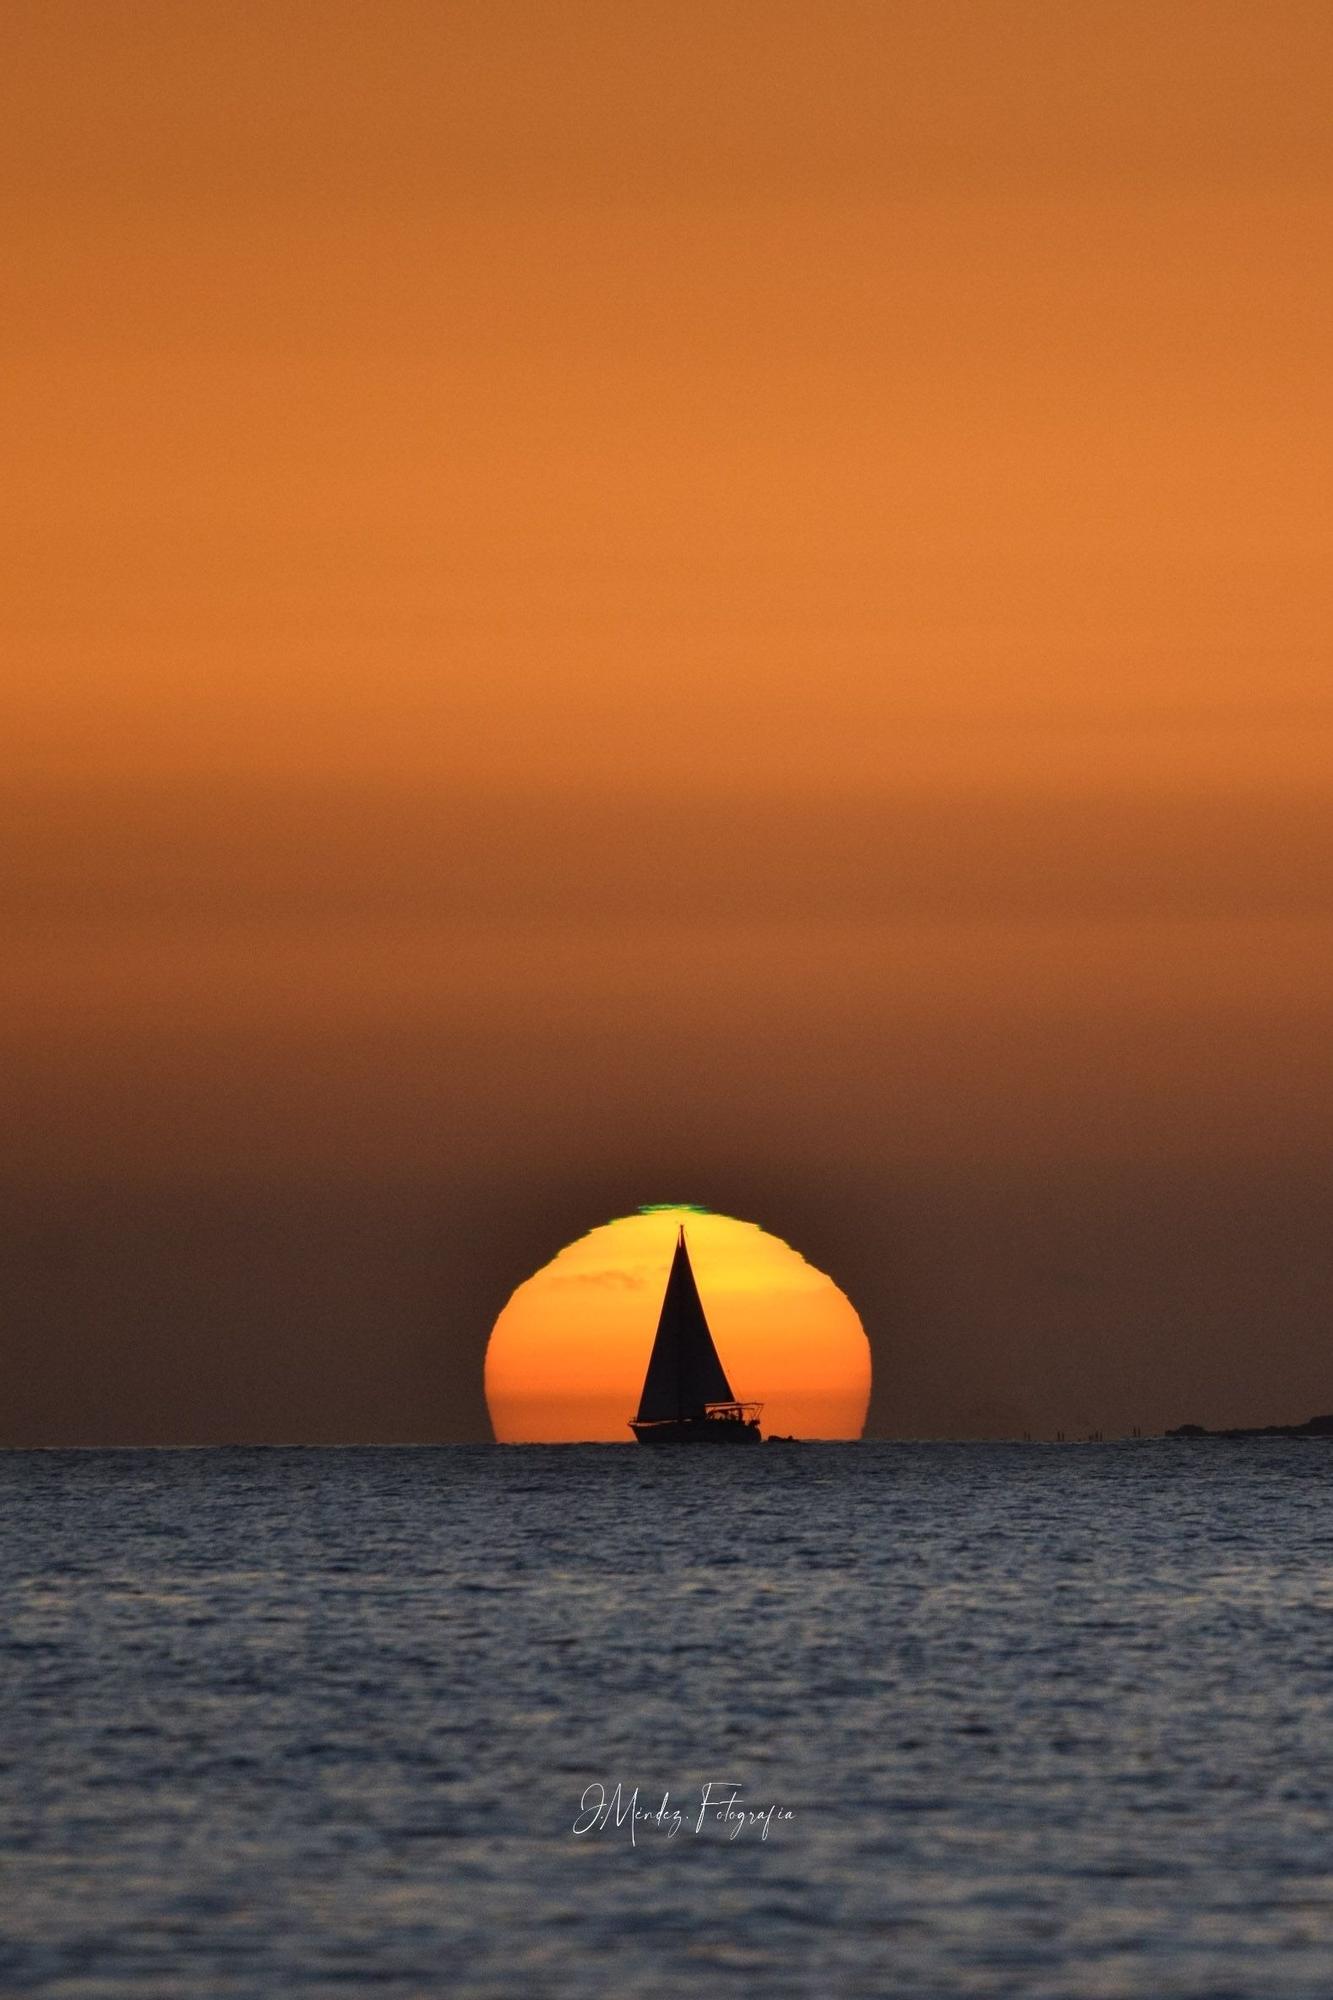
[[629, 1226, 762, 1444]]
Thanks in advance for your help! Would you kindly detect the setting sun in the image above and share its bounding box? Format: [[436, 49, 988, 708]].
[[485, 1206, 871, 1442]]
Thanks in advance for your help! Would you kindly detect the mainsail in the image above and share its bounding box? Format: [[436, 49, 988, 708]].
[[634, 1226, 736, 1424]]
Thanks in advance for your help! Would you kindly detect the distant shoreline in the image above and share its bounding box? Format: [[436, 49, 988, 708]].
[[1165, 1414, 1333, 1441]]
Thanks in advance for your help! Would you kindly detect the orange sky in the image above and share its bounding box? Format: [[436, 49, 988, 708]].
[[3, 3, 1330, 1443]]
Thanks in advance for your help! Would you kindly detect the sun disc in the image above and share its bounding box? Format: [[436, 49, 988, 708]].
[[485, 1206, 871, 1442]]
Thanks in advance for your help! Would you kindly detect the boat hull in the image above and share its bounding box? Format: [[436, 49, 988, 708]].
[[630, 1415, 762, 1445]]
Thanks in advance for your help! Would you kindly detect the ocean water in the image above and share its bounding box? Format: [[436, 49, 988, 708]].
[[2, 1441, 1332, 1998]]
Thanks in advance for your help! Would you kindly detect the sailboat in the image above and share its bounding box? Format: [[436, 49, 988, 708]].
[[630, 1225, 763, 1444]]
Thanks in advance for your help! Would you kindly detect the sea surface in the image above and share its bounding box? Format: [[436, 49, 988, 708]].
[[2, 1441, 1332, 1998]]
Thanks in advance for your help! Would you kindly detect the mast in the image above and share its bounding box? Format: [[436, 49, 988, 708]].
[[634, 1225, 736, 1423]]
